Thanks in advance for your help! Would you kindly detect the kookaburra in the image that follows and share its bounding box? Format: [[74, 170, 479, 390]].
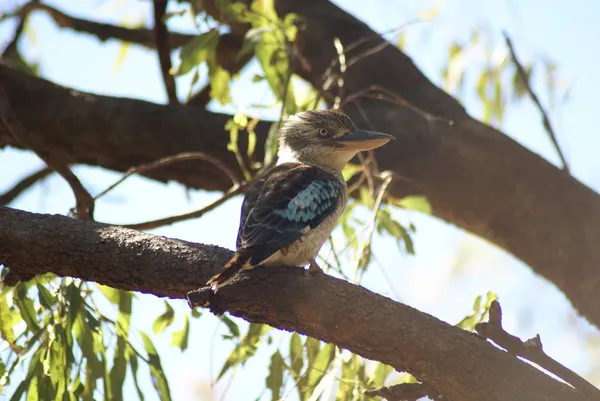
[[206, 109, 394, 290]]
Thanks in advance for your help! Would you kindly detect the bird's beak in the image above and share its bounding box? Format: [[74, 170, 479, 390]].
[[335, 129, 395, 151]]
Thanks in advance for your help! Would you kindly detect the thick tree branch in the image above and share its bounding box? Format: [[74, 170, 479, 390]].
[[0, 84, 94, 219], [475, 301, 600, 401], [0, 206, 591, 401], [17, 2, 194, 49], [2, 0, 600, 332]]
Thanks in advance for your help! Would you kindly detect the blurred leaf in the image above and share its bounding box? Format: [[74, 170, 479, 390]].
[[289, 332, 304, 378], [307, 342, 335, 389], [342, 164, 360, 181], [394, 195, 432, 214], [140, 331, 172, 401], [73, 311, 103, 381], [10, 347, 44, 401], [419, 1, 440, 20], [218, 323, 270, 379], [371, 362, 392, 388], [305, 337, 320, 368], [240, 27, 269, 60], [153, 301, 175, 334], [171, 313, 190, 351], [176, 29, 220, 76], [456, 292, 497, 331], [36, 283, 57, 309], [221, 315, 240, 340], [376, 209, 415, 255], [14, 282, 39, 332], [97, 284, 120, 305], [127, 344, 145, 401], [266, 351, 285, 401], [0, 290, 22, 350], [111, 290, 132, 400], [359, 186, 374, 209], [112, 43, 131, 77], [263, 121, 280, 167], [209, 66, 232, 105], [513, 63, 533, 99]]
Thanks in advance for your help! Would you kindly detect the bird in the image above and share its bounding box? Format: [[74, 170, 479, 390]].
[[206, 109, 394, 291]]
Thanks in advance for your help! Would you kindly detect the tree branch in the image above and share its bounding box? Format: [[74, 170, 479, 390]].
[[3, 0, 600, 332], [0, 166, 53, 205], [0, 206, 591, 401], [363, 383, 432, 401], [504, 33, 569, 173], [17, 2, 194, 49], [476, 301, 600, 401], [0, 84, 94, 219], [152, 0, 178, 104]]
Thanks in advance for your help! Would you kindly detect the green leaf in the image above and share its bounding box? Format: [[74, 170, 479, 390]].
[[111, 290, 132, 400], [220, 315, 240, 339], [152, 301, 175, 334], [97, 284, 120, 305], [342, 163, 360, 181], [37, 283, 57, 309], [218, 323, 270, 379], [239, 27, 269, 60], [307, 343, 335, 390], [305, 336, 320, 368], [127, 344, 145, 401], [371, 362, 392, 388], [176, 29, 220, 76], [289, 332, 304, 378], [209, 66, 232, 105], [266, 351, 285, 401], [14, 282, 39, 332], [0, 290, 22, 350], [170, 313, 190, 351], [376, 209, 415, 255], [263, 121, 280, 167], [140, 331, 172, 401], [394, 195, 432, 214]]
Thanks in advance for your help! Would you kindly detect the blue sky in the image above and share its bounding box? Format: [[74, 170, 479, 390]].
[[1, 0, 600, 400]]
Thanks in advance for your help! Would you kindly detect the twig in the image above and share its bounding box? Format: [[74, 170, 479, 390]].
[[16, 2, 194, 49], [122, 185, 245, 230], [475, 300, 600, 401], [504, 33, 570, 173], [121, 158, 271, 230], [152, 0, 178, 105], [1, 1, 39, 61], [0, 166, 53, 205], [0, 85, 94, 220], [93, 152, 240, 202], [352, 171, 393, 279], [364, 383, 436, 401]]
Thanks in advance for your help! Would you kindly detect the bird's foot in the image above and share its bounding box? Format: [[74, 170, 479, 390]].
[[306, 258, 324, 275]]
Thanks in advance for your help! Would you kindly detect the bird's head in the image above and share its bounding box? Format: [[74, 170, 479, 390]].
[[277, 110, 394, 171]]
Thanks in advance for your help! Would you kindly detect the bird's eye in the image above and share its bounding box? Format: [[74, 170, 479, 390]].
[[317, 128, 330, 137]]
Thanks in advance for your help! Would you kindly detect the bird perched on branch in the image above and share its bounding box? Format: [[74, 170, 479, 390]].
[[206, 109, 394, 291]]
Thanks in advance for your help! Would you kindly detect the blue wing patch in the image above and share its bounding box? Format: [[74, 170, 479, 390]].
[[273, 180, 339, 223], [235, 163, 342, 265]]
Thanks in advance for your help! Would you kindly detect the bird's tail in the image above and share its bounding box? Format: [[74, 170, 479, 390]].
[[206, 249, 252, 291]]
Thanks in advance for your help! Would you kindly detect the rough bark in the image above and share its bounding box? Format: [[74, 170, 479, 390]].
[[1, 0, 600, 333], [0, 206, 590, 401]]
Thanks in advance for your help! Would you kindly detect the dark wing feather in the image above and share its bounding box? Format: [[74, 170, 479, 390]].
[[236, 163, 342, 265]]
